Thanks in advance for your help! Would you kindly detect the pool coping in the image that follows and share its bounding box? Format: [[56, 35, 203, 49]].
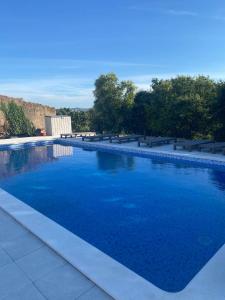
[[1, 136, 225, 167], [57, 138, 225, 168], [0, 138, 225, 299]]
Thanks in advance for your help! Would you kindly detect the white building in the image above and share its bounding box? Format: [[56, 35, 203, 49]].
[[45, 116, 72, 136]]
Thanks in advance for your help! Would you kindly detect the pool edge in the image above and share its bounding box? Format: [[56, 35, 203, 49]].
[[57, 139, 225, 168]]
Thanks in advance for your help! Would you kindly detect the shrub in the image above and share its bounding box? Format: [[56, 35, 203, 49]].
[[0, 102, 35, 137]]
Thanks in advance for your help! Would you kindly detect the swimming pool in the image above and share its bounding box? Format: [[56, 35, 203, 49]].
[[0, 142, 225, 292]]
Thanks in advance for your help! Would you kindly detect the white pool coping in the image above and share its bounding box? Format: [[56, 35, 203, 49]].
[[0, 136, 57, 146], [58, 138, 225, 167], [0, 137, 225, 299]]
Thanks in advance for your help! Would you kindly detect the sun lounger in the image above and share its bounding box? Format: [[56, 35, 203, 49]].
[[110, 135, 143, 144], [61, 132, 95, 139], [138, 136, 176, 147], [82, 134, 117, 142], [61, 133, 76, 138], [198, 142, 225, 153], [173, 140, 211, 151]]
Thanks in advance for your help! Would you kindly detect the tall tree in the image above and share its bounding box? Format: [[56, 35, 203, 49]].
[[149, 76, 217, 138], [93, 73, 136, 133], [131, 91, 152, 135], [212, 82, 225, 141]]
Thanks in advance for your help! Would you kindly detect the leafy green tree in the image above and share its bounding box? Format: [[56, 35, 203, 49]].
[[93, 73, 136, 133], [212, 82, 225, 141], [59, 74, 225, 140], [120, 80, 137, 132], [131, 91, 152, 135], [0, 102, 35, 137], [145, 76, 216, 138]]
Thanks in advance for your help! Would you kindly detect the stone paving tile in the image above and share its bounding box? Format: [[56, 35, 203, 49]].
[[0, 213, 28, 244], [0, 248, 12, 268], [35, 263, 94, 300], [0, 209, 11, 223], [0, 263, 31, 299], [2, 283, 46, 300], [1, 231, 44, 261], [15, 246, 66, 281], [0, 209, 113, 300], [77, 286, 114, 300]]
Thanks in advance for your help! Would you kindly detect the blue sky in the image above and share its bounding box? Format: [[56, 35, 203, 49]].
[[1, 0, 225, 108]]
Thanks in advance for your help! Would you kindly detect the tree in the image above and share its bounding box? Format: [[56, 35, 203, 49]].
[[59, 73, 224, 140], [0, 102, 35, 137], [148, 76, 217, 138], [93, 73, 136, 133], [212, 82, 225, 141], [131, 91, 152, 135]]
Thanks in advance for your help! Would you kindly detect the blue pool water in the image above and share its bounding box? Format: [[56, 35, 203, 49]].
[[0, 143, 225, 292]]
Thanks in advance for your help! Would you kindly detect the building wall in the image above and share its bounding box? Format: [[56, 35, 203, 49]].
[[45, 116, 72, 136], [0, 95, 56, 131]]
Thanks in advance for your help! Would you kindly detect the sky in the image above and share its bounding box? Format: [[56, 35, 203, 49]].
[[1, 0, 225, 108]]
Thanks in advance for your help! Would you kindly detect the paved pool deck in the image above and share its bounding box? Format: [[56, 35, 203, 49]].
[[90, 139, 225, 162], [108, 140, 225, 162], [0, 208, 113, 300]]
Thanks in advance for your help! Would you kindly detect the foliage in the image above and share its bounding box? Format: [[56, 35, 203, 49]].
[[0, 102, 35, 137], [93, 73, 136, 133], [212, 82, 225, 141], [140, 76, 217, 138], [131, 91, 152, 135], [57, 73, 225, 141], [56, 108, 93, 132]]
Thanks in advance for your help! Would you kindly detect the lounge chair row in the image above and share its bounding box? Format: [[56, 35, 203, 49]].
[[61, 133, 174, 146], [110, 135, 143, 144], [82, 134, 144, 143], [174, 140, 225, 154], [138, 136, 176, 147], [82, 134, 177, 148], [82, 134, 119, 142], [60, 133, 225, 155]]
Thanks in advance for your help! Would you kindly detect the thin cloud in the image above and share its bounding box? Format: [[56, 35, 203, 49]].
[[166, 9, 198, 17], [129, 5, 225, 22], [0, 57, 163, 69], [62, 60, 163, 68], [0, 77, 94, 108], [128, 5, 198, 17], [213, 15, 225, 21]]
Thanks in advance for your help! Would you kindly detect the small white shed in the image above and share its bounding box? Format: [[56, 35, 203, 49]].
[[45, 116, 72, 136]]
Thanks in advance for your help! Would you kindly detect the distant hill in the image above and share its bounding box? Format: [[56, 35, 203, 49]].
[[67, 108, 90, 112]]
